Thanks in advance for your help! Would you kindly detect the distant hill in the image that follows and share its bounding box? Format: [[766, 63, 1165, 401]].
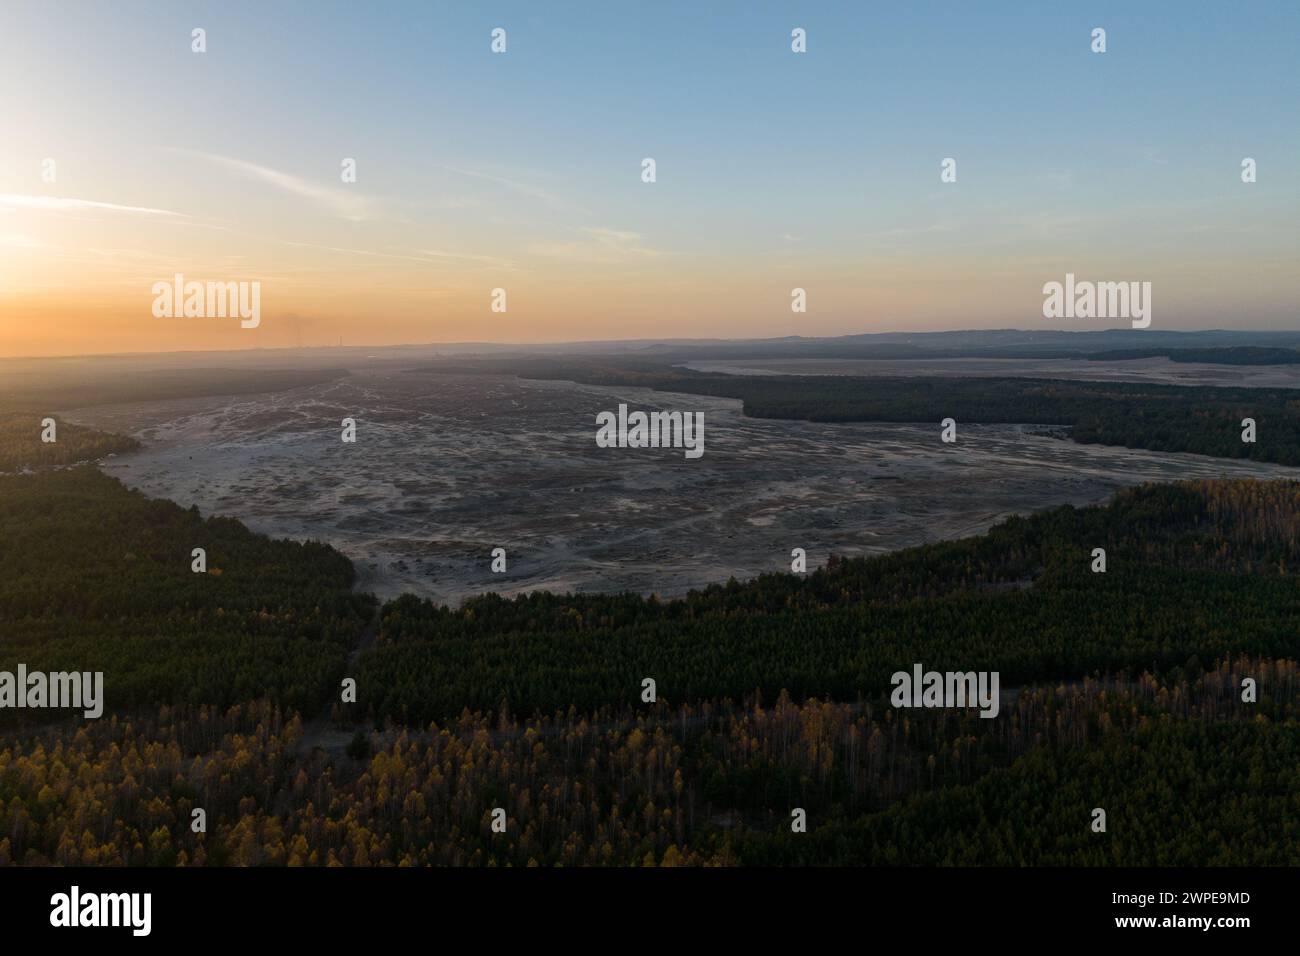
[[632, 330, 1300, 363]]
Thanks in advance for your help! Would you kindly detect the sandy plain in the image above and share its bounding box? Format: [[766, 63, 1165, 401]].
[[68, 366, 1300, 605]]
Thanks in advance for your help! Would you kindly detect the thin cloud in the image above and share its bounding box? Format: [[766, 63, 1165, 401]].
[[415, 248, 513, 265], [532, 227, 666, 263], [438, 165, 565, 209], [277, 238, 515, 270], [0, 194, 184, 217], [170, 149, 376, 221], [855, 222, 959, 241]]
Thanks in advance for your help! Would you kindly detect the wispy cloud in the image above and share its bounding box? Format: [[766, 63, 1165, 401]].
[[170, 149, 376, 221], [438, 165, 565, 209], [532, 227, 666, 263], [0, 194, 184, 217], [277, 238, 514, 270], [855, 222, 958, 242], [415, 248, 513, 265]]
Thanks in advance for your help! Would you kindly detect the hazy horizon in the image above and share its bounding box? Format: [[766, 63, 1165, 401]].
[[5, 325, 1300, 365]]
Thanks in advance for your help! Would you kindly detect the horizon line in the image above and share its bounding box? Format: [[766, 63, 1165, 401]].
[[0, 326, 1284, 364]]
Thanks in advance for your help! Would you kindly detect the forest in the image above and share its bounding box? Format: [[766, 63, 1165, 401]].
[[0, 366, 346, 412], [0, 660, 1294, 866], [1086, 346, 1300, 365], [357, 479, 1300, 722], [0, 413, 139, 473], [0, 467, 374, 723], [439, 359, 1300, 465], [0, 420, 1298, 865]]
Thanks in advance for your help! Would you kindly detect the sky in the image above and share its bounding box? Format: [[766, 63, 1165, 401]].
[[0, 0, 1297, 357]]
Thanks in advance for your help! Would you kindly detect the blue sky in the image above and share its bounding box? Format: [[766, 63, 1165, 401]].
[[0, 0, 1296, 354]]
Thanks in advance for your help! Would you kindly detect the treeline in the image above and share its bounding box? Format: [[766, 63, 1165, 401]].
[[0, 413, 138, 473], [1087, 346, 1300, 365], [1, 660, 1293, 866], [0, 467, 375, 722], [0, 366, 347, 412], [507, 361, 1300, 465], [356, 480, 1300, 723], [4, 472, 1295, 729]]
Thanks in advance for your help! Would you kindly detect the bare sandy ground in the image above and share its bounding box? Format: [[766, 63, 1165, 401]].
[[684, 357, 1300, 388], [67, 369, 1300, 606]]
